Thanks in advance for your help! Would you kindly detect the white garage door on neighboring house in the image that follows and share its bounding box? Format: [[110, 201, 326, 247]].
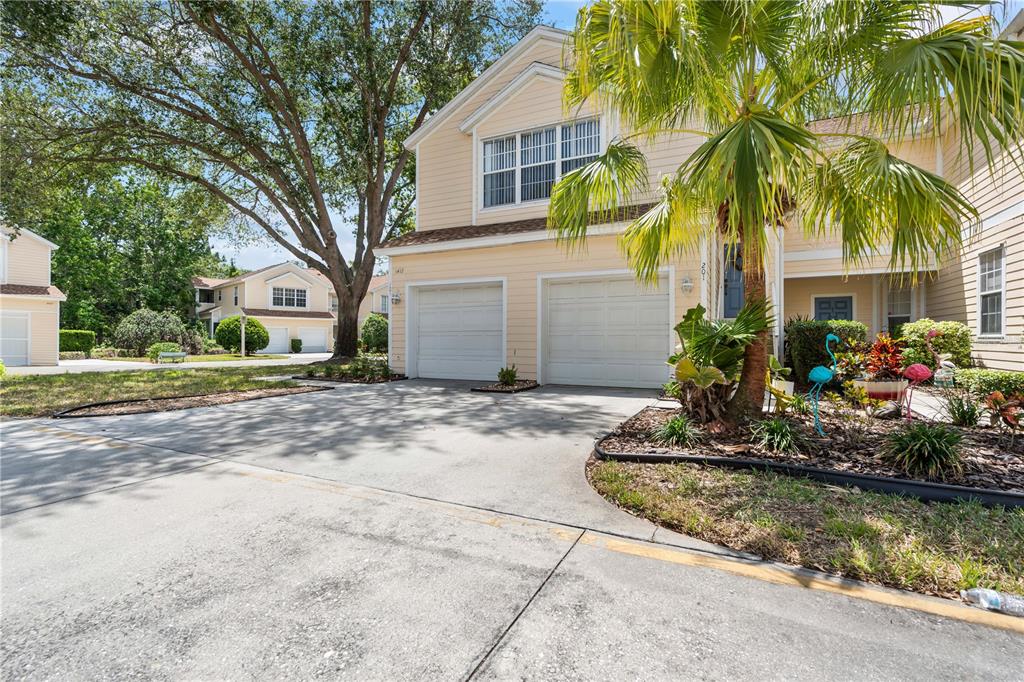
[[1, 311, 30, 366], [413, 282, 503, 380], [265, 326, 289, 353], [299, 327, 327, 353], [543, 275, 670, 388]]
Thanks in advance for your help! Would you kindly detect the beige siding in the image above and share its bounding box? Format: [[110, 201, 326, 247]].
[[5, 234, 51, 287], [783, 276, 877, 331], [244, 271, 330, 312], [389, 236, 701, 378], [0, 297, 60, 365], [357, 283, 389, 326]]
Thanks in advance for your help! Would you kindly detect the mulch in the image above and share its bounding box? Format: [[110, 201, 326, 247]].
[[471, 380, 540, 394], [55, 386, 329, 418], [600, 406, 1024, 493], [292, 374, 406, 384]]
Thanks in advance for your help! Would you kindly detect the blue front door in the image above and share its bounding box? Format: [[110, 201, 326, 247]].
[[814, 296, 853, 321], [722, 245, 744, 317]]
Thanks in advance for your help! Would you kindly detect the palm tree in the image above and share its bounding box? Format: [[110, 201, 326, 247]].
[[548, 0, 1024, 421]]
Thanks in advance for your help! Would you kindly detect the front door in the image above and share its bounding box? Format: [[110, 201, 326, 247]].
[[722, 245, 744, 318], [814, 296, 854, 321]]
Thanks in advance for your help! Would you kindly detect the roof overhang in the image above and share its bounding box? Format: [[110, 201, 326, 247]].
[[1, 226, 59, 250], [458, 62, 566, 133], [377, 222, 627, 257]]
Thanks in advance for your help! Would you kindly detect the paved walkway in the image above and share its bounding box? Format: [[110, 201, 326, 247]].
[[6, 352, 333, 376], [2, 381, 1019, 679]]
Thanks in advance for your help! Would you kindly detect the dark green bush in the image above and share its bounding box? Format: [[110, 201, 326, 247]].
[[883, 423, 963, 480], [214, 315, 269, 354], [59, 329, 96, 353], [899, 319, 973, 369], [750, 417, 803, 452], [147, 341, 183, 362], [290, 338, 302, 353], [361, 313, 388, 353], [653, 415, 704, 448], [784, 317, 867, 386], [113, 309, 186, 355], [347, 353, 390, 380], [955, 369, 1024, 398], [498, 365, 518, 386]]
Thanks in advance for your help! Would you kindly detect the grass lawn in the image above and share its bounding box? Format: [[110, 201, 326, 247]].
[[0, 364, 313, 418], [590, 460, 1024, 599], [97, 354, 290, 363]]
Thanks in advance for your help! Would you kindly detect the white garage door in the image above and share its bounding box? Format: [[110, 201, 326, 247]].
[[265, 327, 289, 353], [299, 327, 327, 353], [414, 282, 503, 380], [543, 275, 670, 388], [1, 311, 30, 366]]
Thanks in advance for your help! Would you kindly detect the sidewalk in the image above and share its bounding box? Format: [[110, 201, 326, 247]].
[[6, 353, 333, 376]]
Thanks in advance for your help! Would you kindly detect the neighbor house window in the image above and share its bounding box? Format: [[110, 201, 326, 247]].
[[272, 287, 307, 308], [233, 286, 238, 306], [978, 247, 1004, 335], [198, 289, 214, 304], [887, 286, 912, 334], [379, 293, 389, 314], [481, 117, 600, 208], [218, 290, 222, 302]]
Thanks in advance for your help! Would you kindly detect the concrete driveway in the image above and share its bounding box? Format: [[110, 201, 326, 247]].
[[5, 352, 333, 376], [2, 381, 1021, 679]]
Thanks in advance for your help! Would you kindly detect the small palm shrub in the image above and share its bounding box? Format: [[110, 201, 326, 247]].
[[884, 423, 963, 480], [942, 390, 981, 427], [498, 365, 518, 386], [751, 417, 802, 453], [653, 415, 704, 448], [147, 341, 183, 362]]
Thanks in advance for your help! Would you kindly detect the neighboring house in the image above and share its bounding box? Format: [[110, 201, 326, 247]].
[[192, 262, 335, 353], [352, 275, 390, 328], [0, 226, 66, 366], [378, 24, 1022, 386]]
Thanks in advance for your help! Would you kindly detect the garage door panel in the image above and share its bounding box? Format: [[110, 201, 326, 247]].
[[1, 312, 31, 366], [299, 327, 327, 353], [265, 327, 289, 353], [415, 283, 503, 381]]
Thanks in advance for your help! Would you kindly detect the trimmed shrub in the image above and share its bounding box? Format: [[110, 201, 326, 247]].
[[214, 315, 269, 354], [884, 423, 963, 480], [113, 309, 186, 356], [147, 341, 183, 361], [290, 338, 303, 353], [498, 365, 517, 386], [59, 329, 96, 354], [785, 317, 868, 386], [361, 313, 388, 353], [899, 319, 972, 369], [59, 351, 87, 360], [955, 368, 1024, 398]]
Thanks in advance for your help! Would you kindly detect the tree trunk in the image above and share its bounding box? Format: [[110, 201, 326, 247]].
[[726, 259, 769, 423], [332, 296, 359, 360]]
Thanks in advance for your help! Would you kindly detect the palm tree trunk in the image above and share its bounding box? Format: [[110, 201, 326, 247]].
[[726, 259, 768, 423]]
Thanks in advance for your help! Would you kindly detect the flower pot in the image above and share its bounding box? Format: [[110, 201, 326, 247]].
[[772, 379, 795, 396], [852, 378, 908, 402]]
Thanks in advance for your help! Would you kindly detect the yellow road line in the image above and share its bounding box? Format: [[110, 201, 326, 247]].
[[579, 532, 1024, 635]]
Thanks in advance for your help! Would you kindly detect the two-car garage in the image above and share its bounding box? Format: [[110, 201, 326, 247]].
[[405, 274, 671, 388]]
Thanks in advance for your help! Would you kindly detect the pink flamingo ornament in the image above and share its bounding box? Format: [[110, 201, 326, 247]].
[[902, 363, 933, 420]]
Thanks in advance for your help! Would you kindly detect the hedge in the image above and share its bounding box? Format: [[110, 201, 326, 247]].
[[955, 369, 1024, 397], [899, 318, 972, 369], [361, 313, 388, 353], [784, 318, 868, 385], [59, 329, 96, 354], [214, 315, 269, 354], [113, 309, 186, 355], [290, 338, 302, 353]]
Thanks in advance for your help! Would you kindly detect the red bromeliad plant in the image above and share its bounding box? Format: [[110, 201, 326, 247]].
[[866, 334, 906, 381], [984, 391, 1022, 429]]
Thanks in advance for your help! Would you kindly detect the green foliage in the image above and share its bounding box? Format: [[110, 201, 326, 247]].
[[884, 423, 964, 480], [673, 300, 772, 382], [768, 355, 790, 381], [787, 393, 812, 416], [0, 360, 5, 379], [866, 333, 906, 380], [290, 338, 303, 354], [899, 319, 973, 370], [346, 354, 391, 381], [653, 415, 704, 448], [785, 318, 868, 386], [955, 369, 1024, 398], [751, 417, 803, 453], [59, 351, 87, 360], [941, 389, 981, 427], [498, 365, 518, 386], [112, 309, 186, 356], [360, 313, 388, 353], [58, 329, 96, 353], [147, 342, 183, 362], [214, 316, 269, 354]]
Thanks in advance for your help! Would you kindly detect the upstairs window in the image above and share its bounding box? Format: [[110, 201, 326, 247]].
[[481, 117, 600, 208], [272, 286, 307, 308], [379, 293, 389, 314], [978, 247, 1004, 336], [198, 289, 215, 304], [233, 286, 238, 306]]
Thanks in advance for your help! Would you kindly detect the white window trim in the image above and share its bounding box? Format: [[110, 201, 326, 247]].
[[976, 245, 1006, 338], [476, 116, 605, 215], [268, 284, 311, 311], [379, 293, 389, 314]]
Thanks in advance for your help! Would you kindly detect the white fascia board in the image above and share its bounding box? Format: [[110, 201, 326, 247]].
[[403, 25, 570, 150], [263, 264, 323, 288], [0, 293, 66, 302], [458, 63, 566, 133], [377, 222, 627, 257], [1, 227, 59, 250]]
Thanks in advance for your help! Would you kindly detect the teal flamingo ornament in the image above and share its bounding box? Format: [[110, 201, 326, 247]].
[[808, 333, 840, 436]]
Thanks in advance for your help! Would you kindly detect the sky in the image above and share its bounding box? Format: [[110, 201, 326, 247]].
[[211, 0, 1021, 271]]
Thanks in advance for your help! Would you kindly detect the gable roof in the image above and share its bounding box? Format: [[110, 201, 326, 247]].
[[367, 275, 388, 292], [458, 62, 566, 133], [403, 25, 569, 150], [1, 225, 59, 250], [197, 262, 327, 290], [192, 276, 228, 289]]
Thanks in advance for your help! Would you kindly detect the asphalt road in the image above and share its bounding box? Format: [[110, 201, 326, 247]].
[[2, 381, 1021, 679]]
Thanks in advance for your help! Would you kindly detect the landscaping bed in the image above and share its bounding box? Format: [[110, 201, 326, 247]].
[[587, 458, 1024, 599], [471, 380, 539, 393], [54, 386, 329, 417], [294, 373, 405, 384], [600, 407, 1024, 494]]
